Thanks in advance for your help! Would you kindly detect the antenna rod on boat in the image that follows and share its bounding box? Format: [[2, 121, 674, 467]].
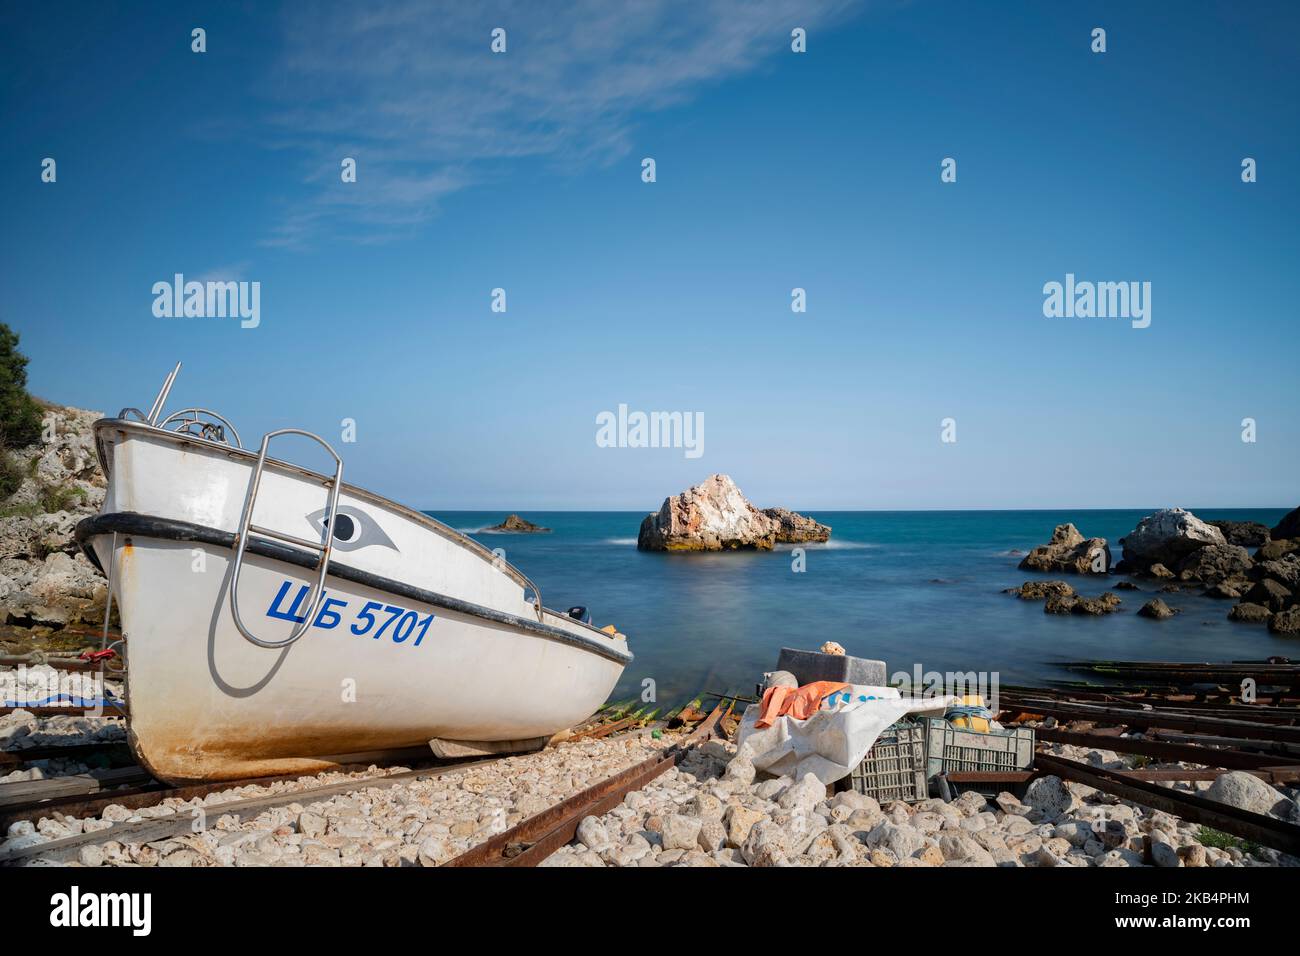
[[146, 361, 182, 424]]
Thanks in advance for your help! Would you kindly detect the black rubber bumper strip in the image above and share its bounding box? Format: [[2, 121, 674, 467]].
[[75, 512, 633, 666]]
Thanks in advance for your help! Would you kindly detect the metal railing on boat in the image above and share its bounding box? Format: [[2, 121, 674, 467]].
[[229, 428, 344, 649]]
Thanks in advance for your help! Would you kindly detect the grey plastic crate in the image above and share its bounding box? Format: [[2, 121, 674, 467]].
[[847, 720, 927, 803], [776, 647, 887, 687], [924, 717, 1034, 779]]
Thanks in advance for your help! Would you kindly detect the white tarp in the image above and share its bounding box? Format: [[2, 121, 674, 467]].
[[735, 685, 959, 785]]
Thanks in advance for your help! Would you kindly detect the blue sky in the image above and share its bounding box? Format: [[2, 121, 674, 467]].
[[2, 1, 1296, 510]]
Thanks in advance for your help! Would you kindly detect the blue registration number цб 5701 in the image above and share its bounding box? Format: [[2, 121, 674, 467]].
[[265, 580, 434, 646]]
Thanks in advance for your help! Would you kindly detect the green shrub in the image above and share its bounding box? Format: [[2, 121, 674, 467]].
[[0, 324, 43, 449], [0, 449, 25, 500], [39, 484, 84, 513], [1196, 827, 1257, 853]]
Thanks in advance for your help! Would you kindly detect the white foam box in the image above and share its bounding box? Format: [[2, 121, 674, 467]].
[[776, 647, 887, 687]]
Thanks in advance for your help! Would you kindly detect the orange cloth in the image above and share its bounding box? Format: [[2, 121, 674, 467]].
[[756, 681, 850, 729]]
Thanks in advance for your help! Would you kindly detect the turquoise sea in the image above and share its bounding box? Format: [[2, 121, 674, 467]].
[[426, 509, 1293, 706]]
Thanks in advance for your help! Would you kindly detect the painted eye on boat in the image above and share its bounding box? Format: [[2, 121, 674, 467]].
[[326, 513, 359, 542], [305, 505, 398, 553]]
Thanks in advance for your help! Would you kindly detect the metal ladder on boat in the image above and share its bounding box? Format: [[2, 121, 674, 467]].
[[229, 429, 344, 649]]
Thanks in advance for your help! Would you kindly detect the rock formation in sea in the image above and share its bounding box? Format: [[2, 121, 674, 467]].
[[483, 514, 550, 533], [1043, 590, 1122, 616], [1007, 506, 1300, 631], [1117, 507, 1225, 572], [1137, 598, 1179, 620], [636, 475, 828, 552], [1271, 506, 1300, 542], [1004, 580, 1075, 601], [1175, 543, 1253, 587], [761, 507, 831, 543], [1207, 519, 1271, 548], [1018, 523, 1111, 574]]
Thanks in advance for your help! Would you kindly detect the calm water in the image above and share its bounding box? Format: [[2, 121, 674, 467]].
[[426, 509, 1291, 706]]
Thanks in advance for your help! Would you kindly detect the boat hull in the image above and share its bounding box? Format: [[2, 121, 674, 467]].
[[81, 421, 630, 783]]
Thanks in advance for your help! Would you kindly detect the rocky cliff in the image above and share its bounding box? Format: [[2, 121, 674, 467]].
[[0, 404, 109, 643]]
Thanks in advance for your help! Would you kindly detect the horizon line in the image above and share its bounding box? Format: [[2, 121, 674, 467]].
[[418, 505, 1294, 514]]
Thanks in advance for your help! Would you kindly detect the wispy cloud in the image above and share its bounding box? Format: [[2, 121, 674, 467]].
[[193, 260, 254, 283], [259, 0, 862, 246]]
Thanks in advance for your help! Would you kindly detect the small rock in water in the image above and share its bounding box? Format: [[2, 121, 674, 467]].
[[1137, 598, 1179, 619]]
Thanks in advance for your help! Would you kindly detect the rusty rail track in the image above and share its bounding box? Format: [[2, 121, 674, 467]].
[[1008, 682, 1300, 711], [0, 655, 122, 673], [1034, 753, 1300, 857], [0, 767, 153, 811], [0, 712, 684, 864], [1000, 695, 1300, 743], [0, 703, 129, 718], [948, 766, 1300, 785], [1146, 728, 1300, 757], [0, 741, 134, 769], [444, 702, 728, 867], [1004, 686, 1300, 724], [1031, 726, 1300, 769], [0, 754, 509, 866], [0, 744, 442, 833]]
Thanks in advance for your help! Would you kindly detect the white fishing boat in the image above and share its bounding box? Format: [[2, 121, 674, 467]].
[[76, 364, 631, 783]]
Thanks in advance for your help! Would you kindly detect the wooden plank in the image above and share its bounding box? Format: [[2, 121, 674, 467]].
[[568, 717, 636, 741]]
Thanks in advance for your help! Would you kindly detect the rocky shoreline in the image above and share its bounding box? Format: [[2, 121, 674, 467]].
[[1012, 506, 1300, 634], [542, 732, 1296, 868], [5, 719, 1294, 868], [1, 732, 669, 866]]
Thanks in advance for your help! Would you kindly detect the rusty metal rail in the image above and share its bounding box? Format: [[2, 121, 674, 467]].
[[1007, 683, 1300, 714], [0, 714, 674, 863], [949, 766, 1300, 785], [1032, 726, 1300, 770], [445, 702, 728, 868], [0, 767, 151, 810], [1146, 729, 1300, 757], [0, 756, 503, 865], [0, 741, 133, 769], [0, 704, 129, 718], [443, 744, 688, 867], [0, 655, 118, 673], [1006, 688, 1300, 724], [1034, 753, 1300, 857], [1000, 695, 1300, 743]]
